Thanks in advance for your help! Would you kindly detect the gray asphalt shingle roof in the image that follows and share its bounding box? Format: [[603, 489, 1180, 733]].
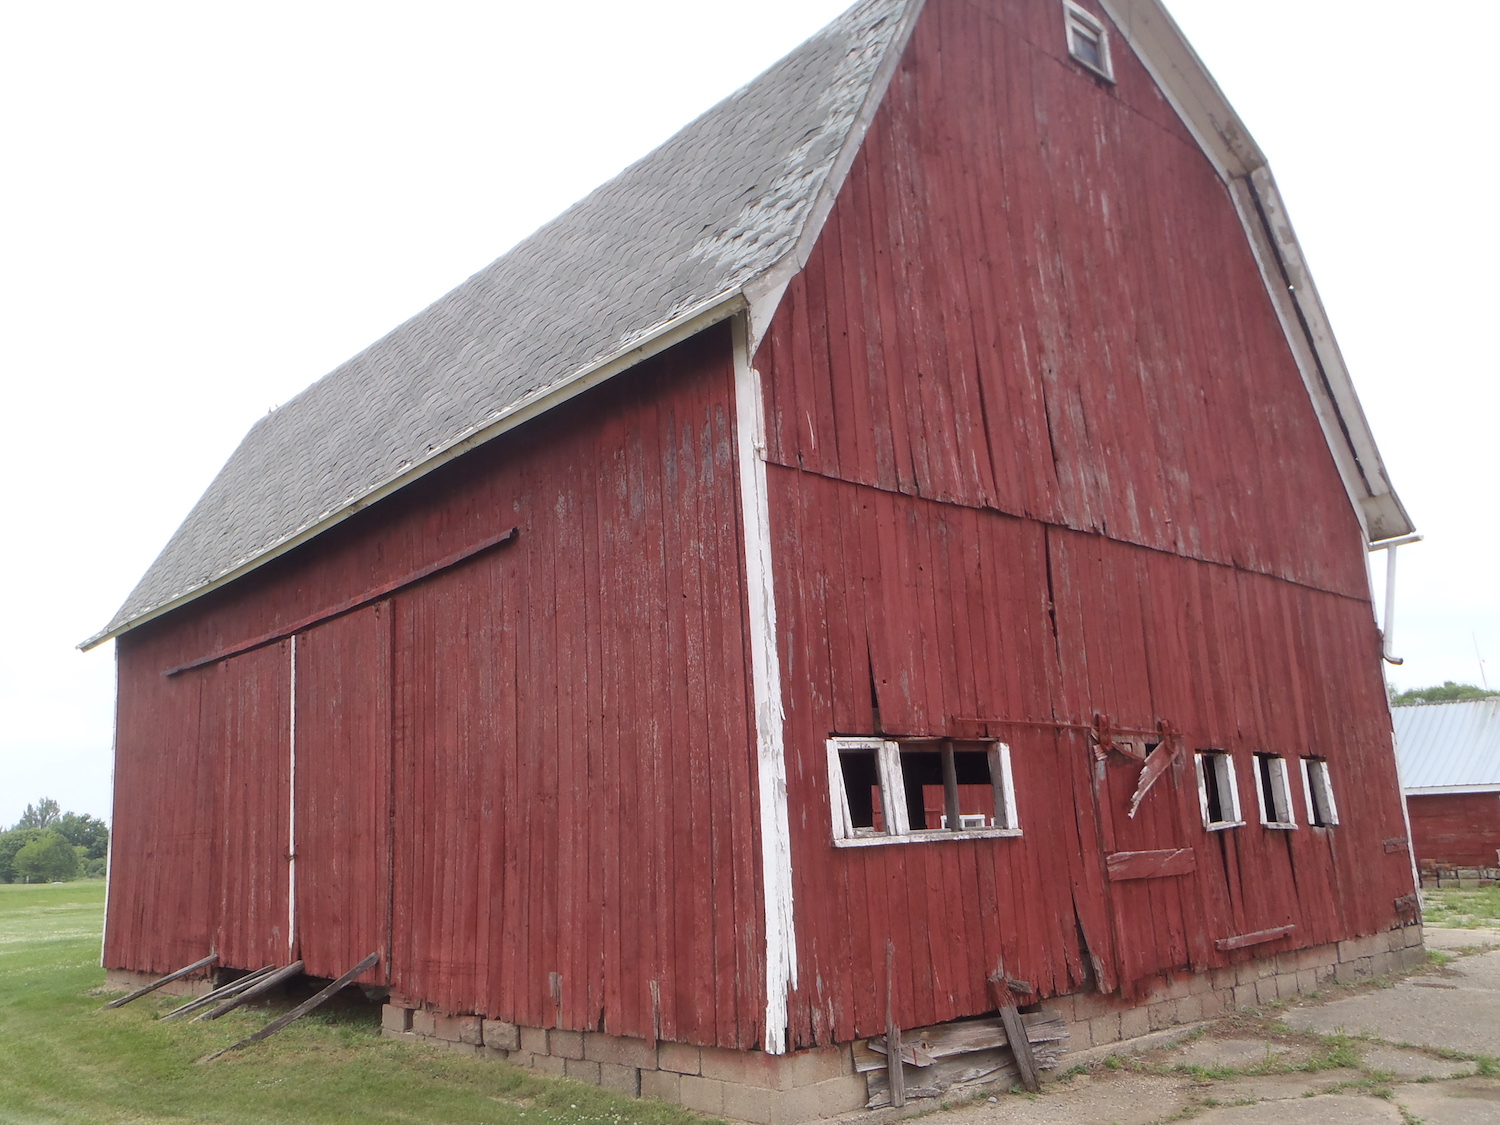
[[1393, 700, 1500, 792], [89, 0, 911, 647]]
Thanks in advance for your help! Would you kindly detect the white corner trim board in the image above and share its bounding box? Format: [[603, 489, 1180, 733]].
[[732, 313, 797, 1054]]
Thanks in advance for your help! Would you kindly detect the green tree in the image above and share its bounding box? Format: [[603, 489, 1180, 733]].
[[16, 798, 61, 830], [1390, 681, 1500, 706], [54, 812, 109, 861], [11, 831, 79, 882], [0, 828, 43, 883]]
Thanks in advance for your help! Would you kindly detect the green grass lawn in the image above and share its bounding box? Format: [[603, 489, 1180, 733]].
[[0, 881, 711, 1125], [1424, 885, 1500, 930]]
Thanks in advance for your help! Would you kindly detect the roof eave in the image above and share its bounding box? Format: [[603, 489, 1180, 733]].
[[79, 288, 750, 652]]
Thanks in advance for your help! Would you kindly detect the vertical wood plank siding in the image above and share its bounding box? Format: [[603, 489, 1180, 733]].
[[107, 325, 764, 1048], [1407, 793, 1500, 868], [758, 0, 1410, 1048]]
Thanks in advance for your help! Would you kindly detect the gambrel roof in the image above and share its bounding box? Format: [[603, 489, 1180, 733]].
[[86, 0, 1412, 649]]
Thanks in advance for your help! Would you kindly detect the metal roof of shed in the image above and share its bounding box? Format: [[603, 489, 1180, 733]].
[[1393, 700, 1500, 793]]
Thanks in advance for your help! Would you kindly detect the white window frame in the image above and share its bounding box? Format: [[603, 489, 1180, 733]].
[[826, 737, 1021, 847], [1253, 753, 1298, 830], [1195, 751, 1243, 831], [1301, 757, 1341, 827], [1063, 0, 1115, 83]]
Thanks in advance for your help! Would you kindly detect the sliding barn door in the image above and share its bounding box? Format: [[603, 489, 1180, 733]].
[[212, 641, 292, 969], [292, 602, 393, 984]]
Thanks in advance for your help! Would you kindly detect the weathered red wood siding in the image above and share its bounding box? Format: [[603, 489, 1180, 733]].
[[107, 325, 765, 1048], [1408, 793, 1500, 868], [756, 0, 1412, 1047]]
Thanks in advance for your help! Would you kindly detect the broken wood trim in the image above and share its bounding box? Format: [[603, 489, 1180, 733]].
[[987, 968, 1040, 1093], [194, 961, 304, 1021], [1106, 848, 1196, 882], [159, 964, 277, 1021], [1214, 925, 1295, 952], [166, 528, 518, 675], [103, 952, 218, 1008], [200, 952, 379, 1062], [1127, 724, 1182, 819]]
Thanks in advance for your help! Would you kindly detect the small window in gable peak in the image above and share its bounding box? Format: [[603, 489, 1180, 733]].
[[1064, 1, 1115, 83]]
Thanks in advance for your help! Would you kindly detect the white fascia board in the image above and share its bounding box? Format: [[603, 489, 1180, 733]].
[[1101, 0, 1414, 546], [743, 0, 929, 354], [81, 290, 748, 651]]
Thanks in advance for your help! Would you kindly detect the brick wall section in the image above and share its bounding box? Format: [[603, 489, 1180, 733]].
[[380, 924, 1423, 1121]]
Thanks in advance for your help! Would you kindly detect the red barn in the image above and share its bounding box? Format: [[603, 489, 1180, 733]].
[[89, 0, 1423, 1115], [1394, 701, 1500, 875]]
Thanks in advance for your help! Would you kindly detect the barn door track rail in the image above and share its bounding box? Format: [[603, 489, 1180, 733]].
[[102, 951, 218, 1008], [200, 952, 380, 1063], [165, 526, 519, 676]]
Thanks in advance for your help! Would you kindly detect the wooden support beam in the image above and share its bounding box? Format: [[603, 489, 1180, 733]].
[[201, 953, 379, 1062], [987, 967, 1040, 1093], [159, 965, 276, 1021], [103, 953, 218, 1008], [885, 940, 905, 1108], [194, 961, 304, 1022]]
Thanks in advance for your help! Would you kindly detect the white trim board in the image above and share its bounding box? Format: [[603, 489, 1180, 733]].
[[732, 313, 797, 1054]]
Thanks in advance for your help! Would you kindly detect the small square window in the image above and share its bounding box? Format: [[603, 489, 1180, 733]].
[[826, 738, 1020, 845], [1063, 1, 1115, 83], [1195, 751, 1243, 830], [1301, 758, 1340, 827], [1254, 753, 1297, 829]]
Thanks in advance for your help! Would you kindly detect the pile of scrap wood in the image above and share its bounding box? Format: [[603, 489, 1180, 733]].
[[857, 1010, 1069, 1108]]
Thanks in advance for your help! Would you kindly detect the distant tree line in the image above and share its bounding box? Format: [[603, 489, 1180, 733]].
[[0, 798, 109, 883], [1389, 681, 1500, 706]]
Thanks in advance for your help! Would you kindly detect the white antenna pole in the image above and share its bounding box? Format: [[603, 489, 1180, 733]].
[[1475, 633, 1490, 691]]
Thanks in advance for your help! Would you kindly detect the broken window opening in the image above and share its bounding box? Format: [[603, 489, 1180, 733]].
[[1254, 753, 1297, 829], [826, 737, 1020, 846], [1301, 757, 1340, 827], [1195, 751, 1243, 831], [1063, 1, 1115, 83]]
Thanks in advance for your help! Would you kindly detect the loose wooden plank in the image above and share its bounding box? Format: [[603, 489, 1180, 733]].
[[104, 953, 218, 1008], [159, 964, 276, 1021], [193, 961, 304, 1021], [885, 940, 905, 1108], [857, 1012, 1070, 1071], [1107, 849, 1198, 882], [1214, 925, 1296, 952], [200, 952, 379, 1062]]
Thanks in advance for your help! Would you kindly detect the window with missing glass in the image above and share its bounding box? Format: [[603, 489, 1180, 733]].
[[1254, 753, 1297, 829], [1301, 757, 1340, 827], [1063, 1, 1115, 82], [1195, 750, 1243, 830], [826, 737, 1020, 846]]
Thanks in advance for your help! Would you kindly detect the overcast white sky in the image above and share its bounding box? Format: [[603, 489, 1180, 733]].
[[2, 1, 1494, 828]]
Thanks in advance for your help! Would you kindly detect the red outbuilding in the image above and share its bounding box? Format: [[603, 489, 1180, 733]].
[[1394, 700, 1500, 875], [89, 0, 1423, 1115]]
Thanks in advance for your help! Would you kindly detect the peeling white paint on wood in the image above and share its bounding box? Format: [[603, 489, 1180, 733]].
[[733, 313, 796, 1053]]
